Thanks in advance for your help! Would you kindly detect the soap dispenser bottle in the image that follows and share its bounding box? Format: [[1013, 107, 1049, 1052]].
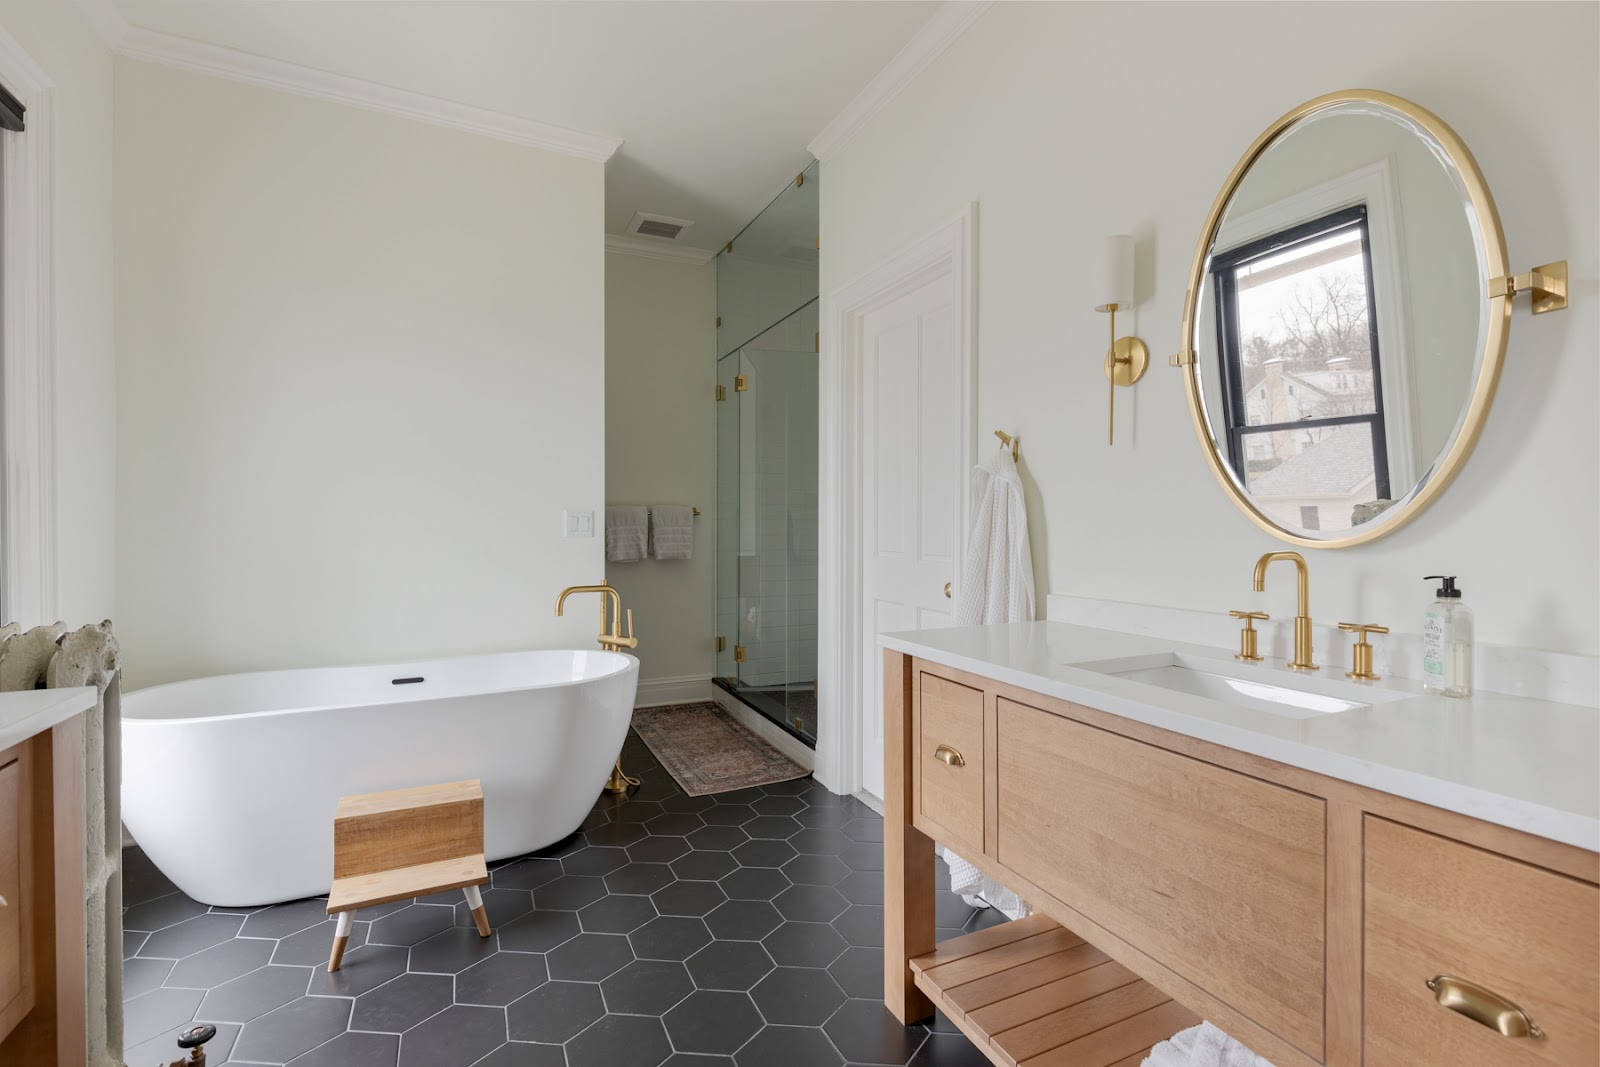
[[1422, 576, 1473, 697]]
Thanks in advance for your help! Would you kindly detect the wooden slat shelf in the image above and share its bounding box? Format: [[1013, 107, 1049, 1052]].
[[910, 913, 1198, 1067]]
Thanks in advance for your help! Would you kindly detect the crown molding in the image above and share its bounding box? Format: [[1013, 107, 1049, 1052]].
[[72, 1, 623, 163], [605, 234, 716, 265], [807, 0, 992, 163]]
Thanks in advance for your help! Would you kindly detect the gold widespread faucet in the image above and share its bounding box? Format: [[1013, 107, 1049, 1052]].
[[556, 581, 640, 793], [1252, 551, 1318, 671]]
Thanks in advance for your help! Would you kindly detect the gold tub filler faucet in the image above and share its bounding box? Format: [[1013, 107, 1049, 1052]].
[[556, 580, 640, 794], [1253, 551, 1318, 671], [156, 1024, 215, 1066]]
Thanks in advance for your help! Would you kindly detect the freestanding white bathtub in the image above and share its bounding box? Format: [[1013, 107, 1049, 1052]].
[[123, 649, 638, 907]]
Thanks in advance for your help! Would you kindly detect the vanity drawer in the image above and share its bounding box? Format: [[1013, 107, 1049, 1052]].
[[0, 741, 33, 1044], [994, 698, 1326, 1060], [915, 670, 984, 853], [1364, 816, 1599, 1067]]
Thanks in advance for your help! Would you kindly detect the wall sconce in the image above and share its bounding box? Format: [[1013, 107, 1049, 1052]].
[[1093, 235, 1148, 446]]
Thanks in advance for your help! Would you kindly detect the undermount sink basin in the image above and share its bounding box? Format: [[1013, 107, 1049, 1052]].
[[1074, 652, 1410, 719]]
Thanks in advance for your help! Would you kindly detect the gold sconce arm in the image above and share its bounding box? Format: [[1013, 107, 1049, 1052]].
[[1487, 260, 1567, 314], [1100, 304, 1149, 446]]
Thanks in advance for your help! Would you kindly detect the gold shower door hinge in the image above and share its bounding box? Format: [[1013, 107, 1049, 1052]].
[[715, 315, 722, 328], [814, 332, 819, 353], [734, 645, 746, 663], [715, 385, 726, 401], [734, 374, 748, 392], [716, 636, 727, 653]]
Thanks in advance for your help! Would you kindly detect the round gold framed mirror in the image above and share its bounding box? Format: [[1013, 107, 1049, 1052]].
[[1177, 89, 1509, 548]]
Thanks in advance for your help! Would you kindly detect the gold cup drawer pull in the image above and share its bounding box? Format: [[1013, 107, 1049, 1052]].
[[1426, 975, 1544, 1040], [933, 744, 965, 768]]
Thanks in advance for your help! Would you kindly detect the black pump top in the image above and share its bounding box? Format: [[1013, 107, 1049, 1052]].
[[1425, 575, 1462, 598]]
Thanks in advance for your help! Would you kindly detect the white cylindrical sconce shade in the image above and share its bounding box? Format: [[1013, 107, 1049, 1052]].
[[1093, 235, 1135, 312]]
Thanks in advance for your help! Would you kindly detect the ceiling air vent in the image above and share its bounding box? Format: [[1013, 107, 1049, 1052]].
[[626, 212, 694, 241]]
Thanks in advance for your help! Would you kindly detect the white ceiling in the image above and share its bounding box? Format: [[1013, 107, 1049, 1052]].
[[109, 1, 942, 252]]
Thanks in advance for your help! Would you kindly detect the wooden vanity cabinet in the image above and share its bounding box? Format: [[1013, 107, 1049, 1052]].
[[0, 740, 36, 1043], [891, 652, 1600, 1067]]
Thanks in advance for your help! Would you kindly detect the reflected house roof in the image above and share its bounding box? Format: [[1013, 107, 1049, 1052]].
[[1249, 425, 1374, 497]]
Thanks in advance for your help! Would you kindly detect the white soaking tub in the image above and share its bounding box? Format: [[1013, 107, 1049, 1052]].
[[123, 649, 638, 906]]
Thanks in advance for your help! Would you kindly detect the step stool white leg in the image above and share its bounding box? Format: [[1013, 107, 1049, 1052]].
[[463, 884, 491, 937], [327, 910, 354, 972]]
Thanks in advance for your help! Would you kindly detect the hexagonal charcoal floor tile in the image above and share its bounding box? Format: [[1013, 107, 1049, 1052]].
[[824, 998, 925, 1065], [196, 964, 311, 1024], [662, 990, 763, 1055], [612, 799, 665, 824], [720, 870, 787, 902], [546, 931, 635, 981], [774, 884, 849, 923], [604, 862, 677, 896], [124, 930, 148, 960], [123, 1020, 240, 1067], [629, 915, 713, 961], [835, 869, 884, 903], [138, 913, 245, 960], [498, 908, 581, 953], [123, 892, 209, 934], [367, 904, 455, 947], [703, 900, 783, 942], [350, 971, 454, 1033], [789, 827, 853, 855], [397, 1003, 506, 1067], [828, 946, 884, 998], [272, 918, 366, 966], [742, 815, 801, 840], [838, 841, 885, 871], [122, 986, 205, 1048], [567, 1013, 673, 1067], [578, 892, 657, 934], [455, 888, 534, 929], [759, 777, 817, 797], [628, 835, 691, 864], [908, 1031, 994, 1066], [410, 925, 498, 974], [493, 858, 564, 891], [285, 1029, 399, 1067], [535, 875, 610, 911], [833, 905, 886, 947], [230, 994, 352, 1064], [841, 817, 884, 842], [532, 831, 588, 858], [698, 804, 756, 827], [734, 1023, 846, 1067], [671, 850, 738, 882], [584, 817, 652, 848], [652, 879, 727, 917], [793, 805, 852, 828], [751, 966, 846, 1025], [237, 898, 332, 940], [122, 849, 180, 908], [686, 825, 749, 851], [684, 940, 773, 992], [713, 787, 767, 805], [562, 846, 631, 877], [473, 1042, 567, 1067], [761, 921, 847, 968], [456, 951, 549, 1006], [306, 943, 410, 997], [599, 958, 694, 1015], [659, 790, 717, 814], [507, 980, 605, 1043], [647, 812, 705, 837], [123, 956, 174, 999], [731, 839, 796, 868], [750, 795, 805, 817]]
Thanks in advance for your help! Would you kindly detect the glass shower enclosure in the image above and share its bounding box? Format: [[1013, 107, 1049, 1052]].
[[715, 162, 819, 746]]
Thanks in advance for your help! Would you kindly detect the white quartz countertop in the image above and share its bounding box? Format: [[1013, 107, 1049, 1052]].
[[881, 621, 1599, 852], [0, 686, 96, 752]]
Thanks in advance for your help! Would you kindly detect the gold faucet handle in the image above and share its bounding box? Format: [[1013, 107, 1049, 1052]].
[[1338, 623, 1387, 680], [1230, 610, 1268, 662], [624, 609, 634, 640]]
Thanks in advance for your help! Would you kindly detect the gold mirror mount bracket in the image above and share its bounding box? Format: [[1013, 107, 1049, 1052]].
[[1488, 260, 1568, 314]]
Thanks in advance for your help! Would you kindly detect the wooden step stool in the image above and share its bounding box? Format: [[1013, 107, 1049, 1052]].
[[325, 779, 492, 971]]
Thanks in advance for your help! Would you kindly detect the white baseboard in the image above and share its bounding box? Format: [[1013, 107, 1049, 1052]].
[[710, 688, 817, 773], [635, 675, 715, 708]]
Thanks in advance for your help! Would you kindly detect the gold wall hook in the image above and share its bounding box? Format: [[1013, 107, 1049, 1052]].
[[1487, 260, 1567, 314], [993, 429, 1019, 462]]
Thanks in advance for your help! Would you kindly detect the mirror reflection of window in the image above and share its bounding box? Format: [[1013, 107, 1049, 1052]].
[[1211, 206, 1391, 532]]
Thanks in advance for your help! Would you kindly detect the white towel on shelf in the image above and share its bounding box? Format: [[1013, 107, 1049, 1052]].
[[650, 505, 695, 560], [1143, 1022, 1276, 1067], [939, 439, 1037, 918], [605, 506, 647, 563]]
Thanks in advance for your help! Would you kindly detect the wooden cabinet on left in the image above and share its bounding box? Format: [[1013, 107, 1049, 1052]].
[[0, 739, 36, 1042]]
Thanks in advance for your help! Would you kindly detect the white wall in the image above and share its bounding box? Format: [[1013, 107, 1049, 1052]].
[[603, 250, 715, 700], [115, 58, 605, 688], [0, 0, 116, 626], [820, 1, 1599, 656]]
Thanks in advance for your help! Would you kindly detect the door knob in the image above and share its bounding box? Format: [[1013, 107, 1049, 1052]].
[[943, 582, 952, 599]]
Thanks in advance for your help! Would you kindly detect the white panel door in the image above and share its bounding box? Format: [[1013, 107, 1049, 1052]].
[[860, 275, 961, 800]]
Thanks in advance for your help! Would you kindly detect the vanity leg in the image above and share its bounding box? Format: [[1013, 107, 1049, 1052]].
[[883, 650, 935, 1025]]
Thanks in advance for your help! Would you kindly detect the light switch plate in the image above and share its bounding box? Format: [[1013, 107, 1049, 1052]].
[[564, 509, 594, 538]]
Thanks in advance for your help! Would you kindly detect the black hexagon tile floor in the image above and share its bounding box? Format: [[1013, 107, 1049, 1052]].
[[121, 728, 1003, 1066]]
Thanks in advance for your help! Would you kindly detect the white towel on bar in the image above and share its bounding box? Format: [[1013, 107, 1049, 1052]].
[[1143, 1022, 1276, 1067], [650, 505, 694, 560], [605, 506, 647, 563], [939, 439, 1037, 918]]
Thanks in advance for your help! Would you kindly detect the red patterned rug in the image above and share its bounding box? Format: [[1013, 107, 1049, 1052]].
[[631, 702, 810, 797]]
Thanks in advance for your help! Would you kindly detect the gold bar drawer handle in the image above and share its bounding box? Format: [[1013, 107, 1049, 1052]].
[[1427, 975, 1544, 1039], [933, 744, 965, 768]]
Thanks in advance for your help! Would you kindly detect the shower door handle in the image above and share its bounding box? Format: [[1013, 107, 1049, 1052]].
[[944, 582, 952, 599]]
